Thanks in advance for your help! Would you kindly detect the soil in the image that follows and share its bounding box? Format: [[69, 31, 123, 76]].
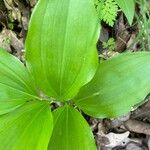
[[0, 0, 150, 150]]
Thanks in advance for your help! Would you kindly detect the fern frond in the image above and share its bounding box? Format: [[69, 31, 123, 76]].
[[95, 0, 118, 27], [94, 0, 105, 17]]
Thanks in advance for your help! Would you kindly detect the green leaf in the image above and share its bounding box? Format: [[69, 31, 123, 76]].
[[48, 105, 96, 150], [116, 0, 135, 25], [0, 101, 53, 150], [0, 48, 38, 115], [25, 0, 99, 101], [74, 52, 150, 118], [100, 0, 118, 26]]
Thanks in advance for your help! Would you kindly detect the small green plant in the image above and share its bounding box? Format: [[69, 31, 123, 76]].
[[102, 37, 116, 51], [95, 0, 135, 26], [95, 0, 118, 26], [0, 0, 150, 149]]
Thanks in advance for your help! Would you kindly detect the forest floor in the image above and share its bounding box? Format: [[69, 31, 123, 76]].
[[0, 0, 150, 150]]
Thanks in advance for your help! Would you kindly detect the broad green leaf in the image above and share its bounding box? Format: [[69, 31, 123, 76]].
[[116, 0, 135, 25], [25, 0, 99, 101], [48, 105, 96, 150], [74, 52, 150, 118], [0, 101, 53, 150], [0, 48, 38, 115]]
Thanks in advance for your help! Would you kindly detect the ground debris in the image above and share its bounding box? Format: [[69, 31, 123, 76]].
[[124, 119, 150, 135]]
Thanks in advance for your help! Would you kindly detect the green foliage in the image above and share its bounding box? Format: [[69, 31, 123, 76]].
[[0, 0, 149, 149], [26, 0, 99, 101], [74, 52, 150, 118], [0, 48, 38, 115], [95, 0, 118, 26], [48, 105, 96, 150], [101, 0, 118, 26], [115, 0, 135, 25], [95, 0, 135, 26], [0, 101, 53, 150], [102, 38, 116, 51]]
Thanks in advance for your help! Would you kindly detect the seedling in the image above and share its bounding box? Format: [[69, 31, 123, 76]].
[[0, 0, 150, 149], [102, 38, 116, 51]]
